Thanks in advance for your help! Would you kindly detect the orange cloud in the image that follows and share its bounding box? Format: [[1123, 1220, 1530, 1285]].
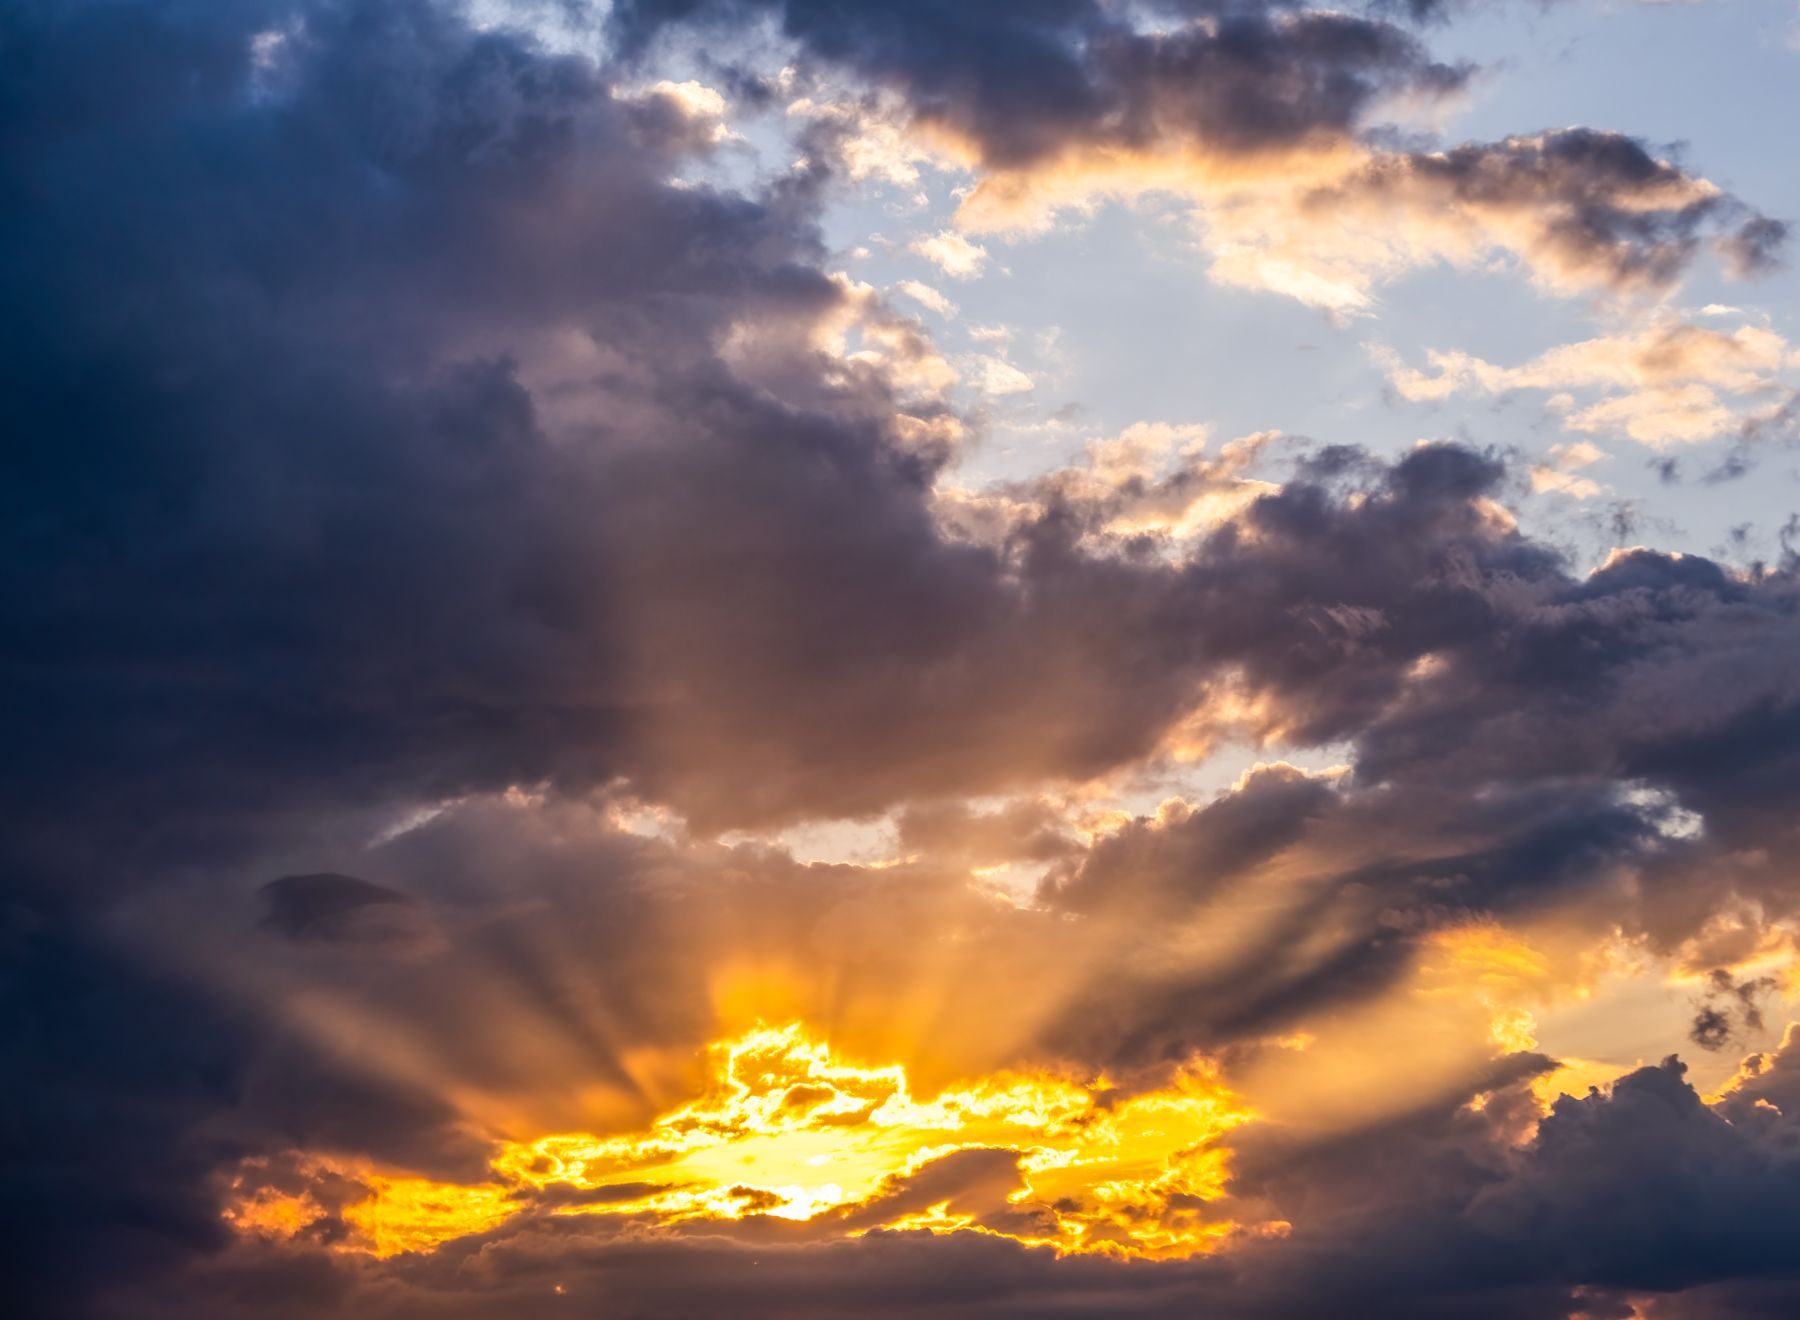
[[224, 1023, 1258, 1261]]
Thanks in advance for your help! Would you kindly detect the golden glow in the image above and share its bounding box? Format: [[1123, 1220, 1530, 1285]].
[[1428, 923, 1556, 995], [225, 1024, 1255, 1260], [338, 1173, 518, 1258], [218, 1158, 517, 1258], [1421, 922, 1559, 1057], [220, 1170, 328, 1243]]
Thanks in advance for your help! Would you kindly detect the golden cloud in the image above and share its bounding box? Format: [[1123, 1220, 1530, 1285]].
[[224, 1023, 1259, 1261]]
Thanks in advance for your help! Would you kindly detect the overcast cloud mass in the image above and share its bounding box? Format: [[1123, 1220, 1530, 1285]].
[[6, 1, 1800, 1317]]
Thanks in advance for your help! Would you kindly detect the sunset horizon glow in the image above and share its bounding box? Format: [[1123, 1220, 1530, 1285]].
[[225, 1021, 1259, 1261]]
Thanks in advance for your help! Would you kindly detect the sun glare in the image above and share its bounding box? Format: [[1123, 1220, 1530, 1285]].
[[225, 1023, 1257, 1260]]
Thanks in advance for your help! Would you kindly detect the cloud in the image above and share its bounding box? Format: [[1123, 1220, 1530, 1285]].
[[894, 798, 1082, 869], [101, 1039, 1800, 1317], [1464, 1056, 1800, 1292], [1303, 131, 1774, 294], [910, 229, 991, 278], [1528, 441, 1609, 501], [7, 2, 1800, 1318], [895, 279, 957, 316], [1686, 970, 1780, 1052], [973, 355, 1036, 396], [613, 2, 1782, 311], [616, 1, 1468, 171], [1161, 129, 1783, 315], [1378, 313, 1800, 446], [259, 874, 411, 937]]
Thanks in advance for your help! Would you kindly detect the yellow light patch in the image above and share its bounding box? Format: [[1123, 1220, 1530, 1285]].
[[220, 1182, 328, 1243], [338, 1173, 518, 1258], [225, 1024, 1256, 1260]]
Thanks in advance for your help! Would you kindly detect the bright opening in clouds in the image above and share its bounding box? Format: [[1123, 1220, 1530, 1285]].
[[7, 3, 1800, 1319]]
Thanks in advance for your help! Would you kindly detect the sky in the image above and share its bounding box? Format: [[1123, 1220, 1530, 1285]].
[[6, 1, 1800, 1317]]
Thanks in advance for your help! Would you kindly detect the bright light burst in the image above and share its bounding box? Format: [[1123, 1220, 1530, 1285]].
[[225, 1023, 1258, 1260]]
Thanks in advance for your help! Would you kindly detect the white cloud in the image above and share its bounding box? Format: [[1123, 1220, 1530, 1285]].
[[787, 93, 937, 187], [1529, 441, 1608, 500], [1374, 313, 1800, 447], [910, 230, 990, 279], [895, 280, 957, 318], [974, 356, 1035, 396]]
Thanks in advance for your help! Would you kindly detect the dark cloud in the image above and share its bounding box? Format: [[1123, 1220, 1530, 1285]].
[[1720, 214, 1790, 277], [259, 874, 415, 943], [0, 1, 849, 1309], [6, 0, 665, 891], [1712, 390, 1800, 490], [1203, 1052, 1800, 1313], [106, 1226, 1222, 1320], [1688, 971, 1781, 1053], [1693, 1005, 1735, 1051], [1467, 1057, 1800, 1291], [1048, 763, 1337, 915], [1309, 128, 1786, 293], [615, 0, 1469, 169], [0, 917, 246, 1317]]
